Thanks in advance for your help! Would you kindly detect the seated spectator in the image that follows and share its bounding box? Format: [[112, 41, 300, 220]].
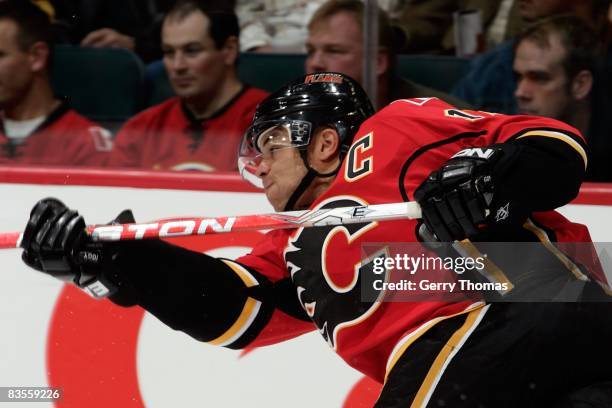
[[236, 0, 326, 52], [108, 1, 268, 172], [305, 0, 470, 109], [513, 15, 611, 181], [452, 0, 609, 113], [516, 0, 605, 26], [51, 0, 173, 63], [386, 0, 458, 55], [0, 0, 112, 167], [482, 0, 523, 49], [389, 0, 524, 55]]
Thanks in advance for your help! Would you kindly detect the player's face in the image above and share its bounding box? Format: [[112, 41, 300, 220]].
[[255, 137, 308, 211], [0, 19, 36, 108], [517, 0, 572, 22], [305, 12, 364, 84], [162, 11, 234, 100], [513, 36, 574, 119]]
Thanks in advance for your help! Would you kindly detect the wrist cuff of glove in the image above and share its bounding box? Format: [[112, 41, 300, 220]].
[[76, 273, 118, 299], [71, 243, 132, 302], [477, 143, 529, 230]]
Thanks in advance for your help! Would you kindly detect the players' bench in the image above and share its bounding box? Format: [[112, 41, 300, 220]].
[[51, 45, 146, 126], [144, 53, 470, 107]]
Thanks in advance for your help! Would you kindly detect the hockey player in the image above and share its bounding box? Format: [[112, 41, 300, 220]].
[[20, 72, 612, 407]]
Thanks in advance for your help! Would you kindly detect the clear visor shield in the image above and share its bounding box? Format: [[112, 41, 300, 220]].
[[238, 120, 312, 188]]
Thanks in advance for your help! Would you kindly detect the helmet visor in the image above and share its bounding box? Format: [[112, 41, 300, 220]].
[[238, 120, 312, 188]]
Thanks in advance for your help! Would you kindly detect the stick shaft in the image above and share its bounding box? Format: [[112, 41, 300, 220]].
[[0, 202, 422, 249], [0, 232, 22, 249]]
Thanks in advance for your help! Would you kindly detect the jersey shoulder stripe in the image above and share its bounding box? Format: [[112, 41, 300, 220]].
[[511, 127, 588, 170]]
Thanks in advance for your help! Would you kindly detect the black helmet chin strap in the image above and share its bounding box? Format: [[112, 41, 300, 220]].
[[283, 150, 343, 211]]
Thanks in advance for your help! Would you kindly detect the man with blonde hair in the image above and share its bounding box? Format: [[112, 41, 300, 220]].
[[305, 0, 469, 108]]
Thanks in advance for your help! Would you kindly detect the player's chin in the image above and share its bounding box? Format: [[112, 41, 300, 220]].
[[266, 190, 286, 212], [268, 196, 285, 212]]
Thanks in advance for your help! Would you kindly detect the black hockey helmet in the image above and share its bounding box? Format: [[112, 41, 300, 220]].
[[238, 72, 374, 209]]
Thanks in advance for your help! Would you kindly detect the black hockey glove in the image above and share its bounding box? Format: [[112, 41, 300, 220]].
[[21, 198, 134, 299], [414, 144, 524, 242]]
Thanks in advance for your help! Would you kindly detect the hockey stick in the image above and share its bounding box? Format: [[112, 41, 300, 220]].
[[2, 202, 508, 294], [0, 201, 422, 250]]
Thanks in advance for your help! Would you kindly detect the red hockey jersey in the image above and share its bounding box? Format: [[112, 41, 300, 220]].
[[229, 98, 591, 383], [108, 86, 269, 172], [0, 102, 112, 166]]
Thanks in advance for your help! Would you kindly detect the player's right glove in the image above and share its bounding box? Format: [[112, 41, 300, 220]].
[[414, 143, 526, 242], [21, 198, 133, 299]]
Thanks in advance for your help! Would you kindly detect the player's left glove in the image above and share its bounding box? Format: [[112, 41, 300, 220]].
[[414, 144, 524, 242]]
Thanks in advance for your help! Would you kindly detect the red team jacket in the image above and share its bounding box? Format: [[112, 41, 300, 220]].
[[221, 98, 592, 383], [0, 102, 112, 166], [108, 86, 269, 171]]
